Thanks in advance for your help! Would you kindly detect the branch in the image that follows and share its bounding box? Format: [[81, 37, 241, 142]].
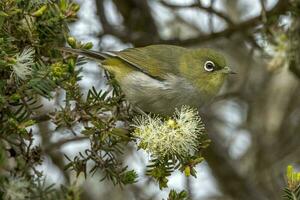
[[94, 0, 289, 47], [31, 114, 51, 123], [160, 0, 234, 25], [95, 0, 160, 46], [159, 0, 290, 46]]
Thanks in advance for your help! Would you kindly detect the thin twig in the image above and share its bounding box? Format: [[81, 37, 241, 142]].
[[159, 0, 289, 46], [160, 0, 234, 25]]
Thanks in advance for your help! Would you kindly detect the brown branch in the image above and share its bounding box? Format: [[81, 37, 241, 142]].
[[260, 0, 267, 20], [160, 0, 234, 25], [31, 114, 51, 123], [95, 0, 122, 36], [95, 0, 289, 47], [172, 12, 204, 34], [159, 0, 290, 46], [95, 0, 160, 46]]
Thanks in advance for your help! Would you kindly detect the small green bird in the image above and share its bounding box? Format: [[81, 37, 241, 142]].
[[61, 45, 234, 115]]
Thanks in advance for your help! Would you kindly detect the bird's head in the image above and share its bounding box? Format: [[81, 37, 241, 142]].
[[179, 48, 234, 97]]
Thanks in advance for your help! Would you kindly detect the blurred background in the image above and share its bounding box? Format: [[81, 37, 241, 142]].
[[36, 0, 300, 199]]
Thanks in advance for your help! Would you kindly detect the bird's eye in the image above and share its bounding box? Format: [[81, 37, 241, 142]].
[[204, 61, 215, 72]]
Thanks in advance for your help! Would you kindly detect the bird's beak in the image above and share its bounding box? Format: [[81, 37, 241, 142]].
[[223, 66, 236, 74]]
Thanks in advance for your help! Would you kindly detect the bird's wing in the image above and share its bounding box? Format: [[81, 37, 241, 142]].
[[110, 44, 188, 79], [59, 45, 188, 80]]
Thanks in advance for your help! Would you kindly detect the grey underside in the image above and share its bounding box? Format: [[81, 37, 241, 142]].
[[120, 71, 204, 115]]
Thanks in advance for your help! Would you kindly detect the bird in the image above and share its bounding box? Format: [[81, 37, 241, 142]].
[[60, 44, 234, 115]]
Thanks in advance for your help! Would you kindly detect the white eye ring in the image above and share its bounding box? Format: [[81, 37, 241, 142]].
[[204, 61, 215, 72]]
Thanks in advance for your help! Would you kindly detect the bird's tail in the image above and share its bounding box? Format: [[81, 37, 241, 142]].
[[58, 47, 111, 61]]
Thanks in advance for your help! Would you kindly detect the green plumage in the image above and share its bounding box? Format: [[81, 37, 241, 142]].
[[113, 45, 186, 78], [60, 44, 232, 115]]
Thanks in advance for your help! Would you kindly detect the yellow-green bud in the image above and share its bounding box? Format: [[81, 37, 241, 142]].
[[67, 37, 77, 48], [67, 58, 75, 66], [67, 58, 75, 72], [32, 5, 47, 17], [286, 165, 294, 181], [83, 42, 93, 50], [286, 165, 300, 190], [184, 166, 191, 177], [60, 0, 68, 11], [297, 173, 300, 182], [51, 62, 66, 78]]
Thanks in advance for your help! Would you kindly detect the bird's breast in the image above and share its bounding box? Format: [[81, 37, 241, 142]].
[[119, 71, 207, 115]]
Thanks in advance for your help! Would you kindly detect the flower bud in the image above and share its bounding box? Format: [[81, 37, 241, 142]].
[[32, 5, 47, 17], [184, 166, 191, 177], [83, 42, 93, 50], [67, 37, 77, 48]]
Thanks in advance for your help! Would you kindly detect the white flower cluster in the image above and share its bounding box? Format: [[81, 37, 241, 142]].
[[12, 47, 35, 80], [133, 106, 205, 157]]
